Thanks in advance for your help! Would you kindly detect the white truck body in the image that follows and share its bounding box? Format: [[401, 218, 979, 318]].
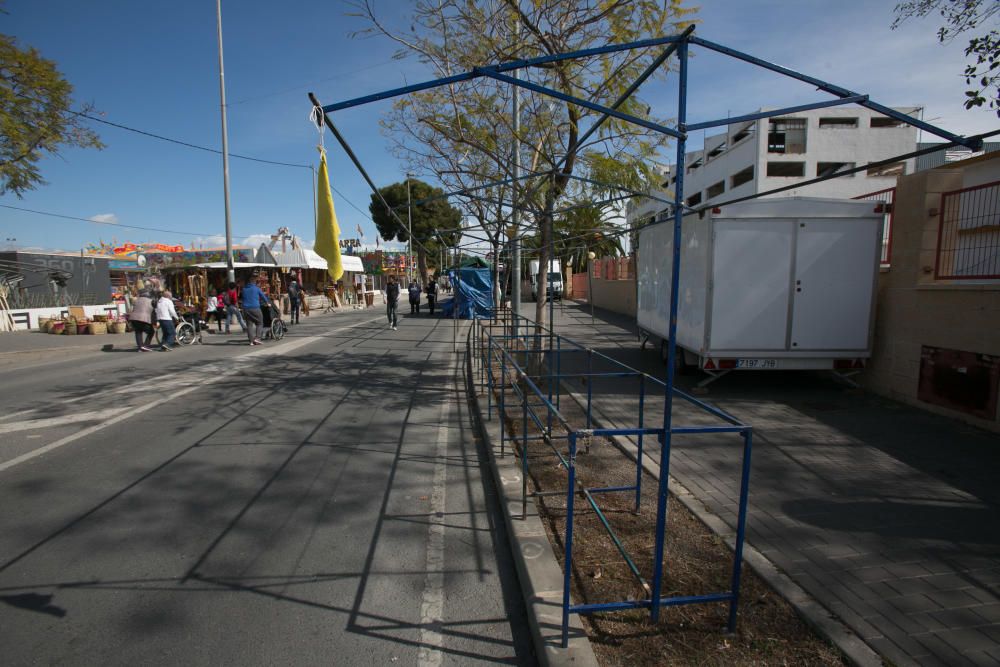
[[527, 259, 563, 301], [637, 197, 882, 372]]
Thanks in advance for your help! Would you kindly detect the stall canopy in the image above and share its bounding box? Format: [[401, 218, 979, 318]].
[[275, 248, 327, 269], [192, 262, 278, 269], [275, 248, 364, 273]]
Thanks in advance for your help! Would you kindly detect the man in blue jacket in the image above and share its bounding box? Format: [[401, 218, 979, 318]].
[[241, 278, 271, 345]]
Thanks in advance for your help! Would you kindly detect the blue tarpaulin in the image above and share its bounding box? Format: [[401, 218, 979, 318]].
[[441, 267, 493, 319]]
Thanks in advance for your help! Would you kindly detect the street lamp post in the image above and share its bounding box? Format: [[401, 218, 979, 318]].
[[587, 251, 596, 325], [406, 174, 414, 284], [216, 0, 235, 284]]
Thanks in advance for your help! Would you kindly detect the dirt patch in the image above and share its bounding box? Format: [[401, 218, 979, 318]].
[[483, 344, 845, 666]]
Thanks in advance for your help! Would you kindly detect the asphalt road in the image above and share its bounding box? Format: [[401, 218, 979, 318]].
[[0, 309, 532, 666]]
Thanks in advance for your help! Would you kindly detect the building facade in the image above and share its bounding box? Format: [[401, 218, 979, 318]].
[[627, 106, 921, 226]]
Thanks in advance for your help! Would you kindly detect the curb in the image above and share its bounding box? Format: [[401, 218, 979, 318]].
[[558, 379, 884, 667], [465, 340, 600, 667]]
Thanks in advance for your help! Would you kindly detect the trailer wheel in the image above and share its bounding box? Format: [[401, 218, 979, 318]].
[[661, 340, 693, 374]]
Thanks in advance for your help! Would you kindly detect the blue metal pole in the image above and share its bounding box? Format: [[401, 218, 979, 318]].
[[522, 369, 529, 520], [486, 329, 493, 422], [556, 334, 562, 410], [586, 349, 594, 429], [480, 70, 683, 140], [562, 431, 578, 649], [728, 429, 754, 632], [651, 35, 689, 624], [636, 373, 645, 514], [500, 340, 506, 458]]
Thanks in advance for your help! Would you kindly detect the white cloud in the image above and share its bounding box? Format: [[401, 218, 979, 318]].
[[191, 235, 226, 248], [242, 233, 274, 247], [89, 213, 119, 225]]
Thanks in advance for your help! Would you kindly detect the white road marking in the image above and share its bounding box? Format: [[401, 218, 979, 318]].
[[417, 373, 452, 667], [0, 407, 132, 435], [0, 317, 383, 475]]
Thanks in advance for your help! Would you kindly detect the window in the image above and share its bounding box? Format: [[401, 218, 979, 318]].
[[767, 162, 805, 177], [768, 118, 806, 154], [686, 192, 702, 207], [732, 124, 754, 144], [819, 117, 858, 129], [871, 117, 904, 128], [686, 156, 703, 174], [707, 180, 725, 199], [867, 162, 906, 177], [731, 165, 754, 188], [817, 161, 856, 178], [707, 141, 728, 160]]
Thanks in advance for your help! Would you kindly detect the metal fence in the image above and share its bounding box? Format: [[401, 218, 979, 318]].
[[852, 187, 895, 265], [935, 180, 1000, 280], [470, 312, 753, 647]]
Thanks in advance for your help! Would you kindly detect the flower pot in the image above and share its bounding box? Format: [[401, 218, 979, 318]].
[[89, 322, 108, 335], [38, 317, 51, 332], [108, 321, 127, 334], [77, 322, 91, 334], [49, 321, 65, 334]]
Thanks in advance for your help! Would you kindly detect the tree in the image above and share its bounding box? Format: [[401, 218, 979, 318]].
[[892, 0, 1000, 116], [0, 33, 104, 197], [368, 179, 462, 284], [355, 0, 696, 335]]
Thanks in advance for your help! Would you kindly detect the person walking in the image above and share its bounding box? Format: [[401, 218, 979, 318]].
[[288, 279, 302, 324], [154, 289, 180, 351], [386, 275, 400, 330], [128, 289, 156, 351], [408, 280, 422, 314], [241, 278, 270, 345], [206, 293, 221, 333], [426, 278, 438, 316], [223, 281, 245, 334], [214, 289, 227, 332]]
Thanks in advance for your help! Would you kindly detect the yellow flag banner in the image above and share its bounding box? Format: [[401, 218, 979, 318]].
[[314, 148, 344, 281]]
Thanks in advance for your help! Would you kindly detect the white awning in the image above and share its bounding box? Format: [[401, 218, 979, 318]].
[[341, 254, 364, 272]]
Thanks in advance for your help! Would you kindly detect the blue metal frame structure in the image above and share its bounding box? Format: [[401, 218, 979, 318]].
[[471, 313, 753, 647], [310, 25, 980, 651]]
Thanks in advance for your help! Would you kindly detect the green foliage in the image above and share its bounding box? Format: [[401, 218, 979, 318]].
[[892, 0, 1000, 116], [0, 33, 104, 197], [368, 179, 462, 246]]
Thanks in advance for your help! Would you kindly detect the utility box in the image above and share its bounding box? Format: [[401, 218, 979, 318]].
[[637, 197, 882, 380]]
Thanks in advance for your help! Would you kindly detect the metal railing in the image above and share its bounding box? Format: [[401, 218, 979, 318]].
[[852, 187, 895, 265], [935, 179, 1000, 280], [469, 311, 753, 648]]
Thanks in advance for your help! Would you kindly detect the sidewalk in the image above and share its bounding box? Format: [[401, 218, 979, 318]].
[[540, 301, 1000, 666]]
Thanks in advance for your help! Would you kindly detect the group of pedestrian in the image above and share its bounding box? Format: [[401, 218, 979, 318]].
[[127, 289, 181, 352], [386, 276, 440, 330], [127, 276, 302, 352]]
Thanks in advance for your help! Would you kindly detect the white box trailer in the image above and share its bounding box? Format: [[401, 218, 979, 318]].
[[636, 197, 882, 385]]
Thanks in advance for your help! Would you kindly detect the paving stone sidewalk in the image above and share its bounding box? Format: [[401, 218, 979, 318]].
[[537, 301, 1000, 667]]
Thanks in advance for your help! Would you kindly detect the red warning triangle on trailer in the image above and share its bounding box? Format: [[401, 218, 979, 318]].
[[705, 358, 716, 370]]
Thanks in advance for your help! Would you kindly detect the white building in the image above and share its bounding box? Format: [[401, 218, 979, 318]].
[[627, 106, 921, 225]]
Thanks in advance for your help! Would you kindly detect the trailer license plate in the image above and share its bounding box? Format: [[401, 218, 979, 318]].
[[736, 359, 778, 369]]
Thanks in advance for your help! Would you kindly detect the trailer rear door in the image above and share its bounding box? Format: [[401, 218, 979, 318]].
[[789, 218, 878, 350], [710, 220, 794, 350]]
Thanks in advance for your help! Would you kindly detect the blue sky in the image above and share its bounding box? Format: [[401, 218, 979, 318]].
[[2, 0, 996, 254]]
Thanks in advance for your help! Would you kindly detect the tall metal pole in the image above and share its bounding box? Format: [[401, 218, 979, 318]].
[[510, 35, 521, 339], [216, 0, 235, 284], [650, 36, 688, 624], [406, 174, 414, 284]]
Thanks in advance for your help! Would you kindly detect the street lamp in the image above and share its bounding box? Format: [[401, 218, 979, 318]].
[[406, 174, 414, 284], [587, 250, 596, 325]]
